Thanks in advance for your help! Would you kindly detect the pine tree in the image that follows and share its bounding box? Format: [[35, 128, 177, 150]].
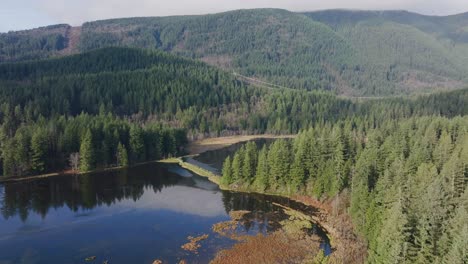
[[254, 145, 269, 191], [231, 150, 243, 183], [129, 125, 145, 163], [290, 137, 307, 191], [370, 200, 408, 264], [442, 206, 468, 264], [30, 128, 48, 173], [79, 129, 94, 172], [14, 128, 31, 175], [242, 142, 257, 183], [433, 130, 453, 171], [441, 151, 464, 206], [221, 156, 233, 185], [116, 142, 129, 167], [268, 139, 291, 190], [2, 138, 17, 176], [332, 129, 346, 194]]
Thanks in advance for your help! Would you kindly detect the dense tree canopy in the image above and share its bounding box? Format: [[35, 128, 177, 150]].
[[222, 116, 468, 263]]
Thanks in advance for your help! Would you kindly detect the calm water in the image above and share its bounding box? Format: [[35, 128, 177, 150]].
[[0, 154, 330, 264]]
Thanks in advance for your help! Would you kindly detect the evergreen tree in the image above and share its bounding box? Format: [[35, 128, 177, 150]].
[[242, 142, 257, 183], [268, 139, 291, 191], [254, 145, 269, 191], [433, 131, 453, 171], [442, 205, 468, 264], [116, 142, 129, 167], [370, 200, 408, 264], [129, 125, 145, 163], [290, 136, 307, 190], [221, 156, 233, 185], [231, 150, 243, 183], [79, 129, 94, 172], [30, 128, 48, 173]]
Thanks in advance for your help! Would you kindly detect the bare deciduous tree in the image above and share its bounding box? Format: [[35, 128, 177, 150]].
[[69, 152, 80, 172]]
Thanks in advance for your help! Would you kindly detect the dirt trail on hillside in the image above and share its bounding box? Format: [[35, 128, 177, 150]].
[[61, 26, 82, 55]]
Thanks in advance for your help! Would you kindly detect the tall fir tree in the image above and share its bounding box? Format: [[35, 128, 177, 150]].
[[30, 128, 48, 173], [116, 142, 129, 167], [79, 129, 94, 172], [221, 156, 233, 185]]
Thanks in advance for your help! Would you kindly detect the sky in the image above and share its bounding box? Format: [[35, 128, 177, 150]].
[[2, 0, 468, 32]]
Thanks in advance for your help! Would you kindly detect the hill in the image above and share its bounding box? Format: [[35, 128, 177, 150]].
[[2, 9, 468, 96], [304, 10, 468, 94]]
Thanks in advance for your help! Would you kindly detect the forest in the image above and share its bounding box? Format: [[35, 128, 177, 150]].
[[221, 116, 468, 263], [0, 47, 467, 179], [3, 9, 468, 95], [0, 34, 467, 262]]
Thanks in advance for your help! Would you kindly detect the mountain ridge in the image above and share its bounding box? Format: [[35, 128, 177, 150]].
[[2, 8, 468, 96]]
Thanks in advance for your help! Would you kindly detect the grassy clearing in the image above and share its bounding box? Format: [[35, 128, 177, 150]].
[[187, 134, 296, 155], [178, 160, 222, 186]]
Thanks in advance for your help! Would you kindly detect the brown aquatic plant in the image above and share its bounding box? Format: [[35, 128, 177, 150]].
[[211, 205, 326, 263], [212, 210, 254, 241], [228, 210, 250, 221], [85, 256, 96, 262], [211, 230, 321, 264], [181, 234, 209, 253]]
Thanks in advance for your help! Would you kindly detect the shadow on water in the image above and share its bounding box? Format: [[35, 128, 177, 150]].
[[0, 159, 331, 263]]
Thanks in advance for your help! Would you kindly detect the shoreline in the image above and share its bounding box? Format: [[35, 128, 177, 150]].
[[186, 134, 296, 155], [0, 160, 159, 184], [166, 156, 364, 262], [0, 134, 365, 262], [0, 134, 295, 184]]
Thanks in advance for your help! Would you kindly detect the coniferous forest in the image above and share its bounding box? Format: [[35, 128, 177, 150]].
[[221, 117, 468, 263], [1, 8, 468, 263]]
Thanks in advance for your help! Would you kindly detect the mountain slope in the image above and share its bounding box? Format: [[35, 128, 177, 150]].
[[304, 10, 468, 94], [0, 47, 255, 119], [78, 9, 358, 93], [2, 9, 468, 96]]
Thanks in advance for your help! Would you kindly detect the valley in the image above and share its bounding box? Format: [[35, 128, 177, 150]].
[[0, 6, 467, 264]]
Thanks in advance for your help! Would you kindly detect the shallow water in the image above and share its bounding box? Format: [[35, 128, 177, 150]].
[[0, 162, 330, 263]]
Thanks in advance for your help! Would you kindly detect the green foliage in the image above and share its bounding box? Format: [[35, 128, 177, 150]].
[[221, 156, 232, 185], [129, 125, 145, 163], [30, 128, 48, 173], [254, 145, 269, 191], [116, 142, 129, 167], [0, 24, 69, 62], [79, 129, 94, 172], [4, 10, 468, 95], [221, 116, 468, 263], [0, 112, 186, 177]]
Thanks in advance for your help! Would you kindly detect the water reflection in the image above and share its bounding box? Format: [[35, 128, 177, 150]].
[[0, 162, 331, 263], [0, 165, 183, 221]]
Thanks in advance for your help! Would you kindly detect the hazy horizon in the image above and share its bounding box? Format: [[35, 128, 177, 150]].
[[2, 0, 468, 33]]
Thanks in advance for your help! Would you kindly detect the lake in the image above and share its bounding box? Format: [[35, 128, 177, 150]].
[[0, 147, 330, 264]]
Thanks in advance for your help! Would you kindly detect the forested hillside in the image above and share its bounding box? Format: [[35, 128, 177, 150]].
[[0, 11, 467, 263], [2, 9, 468, 95], [222, 116, 468, 263], [305, 10, 468, 95], [0, 24, 71, 61], [0, 46, 467, 180]]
